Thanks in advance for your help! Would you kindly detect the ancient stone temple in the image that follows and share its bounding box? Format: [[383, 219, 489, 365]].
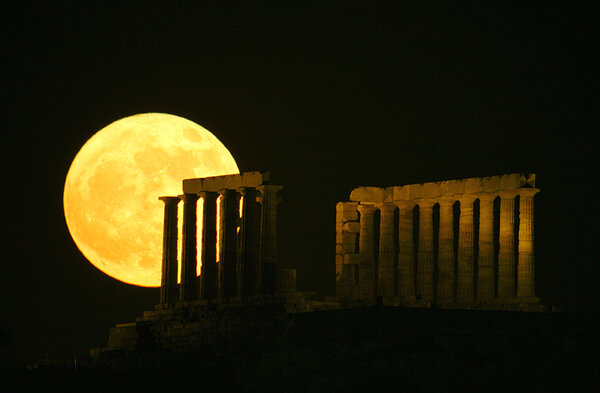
[[159, 170, 295, 303], [335, 173, 542, 310], [97, 171, 298, 356]]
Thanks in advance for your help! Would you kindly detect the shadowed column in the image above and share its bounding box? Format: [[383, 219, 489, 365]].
[[237, 187, 259, 298], [417, 200, 435, 301], [199, 191, 218, 300], [218, 189, 239, 298], [396, 201, 415, 300], [180, 193, 199, 302], [357, 204, 377, 302], [159, 196, 180, 304], [498, 191, 517, 298], [377, 203, 396, 298], [436, 198, 455, 304], [517, 188, 539, 298], [477, 193, 496, 303], [258, 185, 282, 295], [457, 196, 476, 303]]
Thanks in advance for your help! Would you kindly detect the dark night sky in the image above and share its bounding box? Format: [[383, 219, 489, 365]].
[[2, 2, 598, 366]]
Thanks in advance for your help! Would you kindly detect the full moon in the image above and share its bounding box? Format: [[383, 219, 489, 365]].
[[63, 113, 240, 287]]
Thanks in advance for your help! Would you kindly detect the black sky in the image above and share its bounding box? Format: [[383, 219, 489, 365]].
[[2, 2, 598, 366]]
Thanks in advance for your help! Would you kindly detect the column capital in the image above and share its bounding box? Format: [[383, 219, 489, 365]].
[[357, 203, 377, 213], [236, 186, 257, 196], [180, 193, 199, 203], [437, 196, 456, 207], [375, 202, 396, 213], [497, 189, 519, 199], [473, 192, 497, 202], [198, 190, 218, 200], [415, 198, 436, 208], [518, 188, 540, 198], [257, 184, 283, 194], [393, 200, 415, 209], [456, 194, 478, 203], [159, 196, 181, 205]]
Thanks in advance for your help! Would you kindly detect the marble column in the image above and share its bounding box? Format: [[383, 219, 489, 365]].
[[377, 203, 396, 298], [417, 200, 435, 301], [218, 189, 239, 298], [199, 191, 218, 300], [159, 196, 180, 304], [237, 187, 259, 298], [498, 191, 517, 298], [396, 201, 415, 300], [517, 188, 539, 298], [180, 193, 199, 302], [477, 193, 496, 303], [436, 198, 455, 304], [457, 196, 476, 303], [357, 204, 377, 301], [258, 185, 282, 295]]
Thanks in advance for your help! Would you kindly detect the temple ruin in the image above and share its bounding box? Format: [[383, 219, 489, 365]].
[[96, 171, 546, 361], [158, 170, 295, 304], [336, 173, 541, 310]]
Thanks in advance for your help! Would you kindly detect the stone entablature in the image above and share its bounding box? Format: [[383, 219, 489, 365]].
[[159, 171, 294, 305], [182, 171, 270, 194], [349, 173, 536, 203], [336, 173, 541, 309]]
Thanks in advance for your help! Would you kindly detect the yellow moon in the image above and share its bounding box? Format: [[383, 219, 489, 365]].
[[63, 113, 239, 287]]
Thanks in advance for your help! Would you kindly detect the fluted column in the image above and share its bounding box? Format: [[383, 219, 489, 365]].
[[199, 191, 218, 300], [258, 185, 282, 295], [436, 198, 455, 304], [396, 201, 415, 300], [357, 204, 377, 301], [477, 193, 496, 303], [159, 197, 180, 304], [377, 203, 396, 298], [180, 193, 199, 302], [517, 188, 539, 298], [457, 196, 476, 303], [498, 191, 517, 298], [417, 200, 435, 301], [237, 187, 259, 298], [218, 189, 239, 298]]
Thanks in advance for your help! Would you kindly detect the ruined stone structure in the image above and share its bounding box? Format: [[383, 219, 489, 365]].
[[336, 173, 541, 310], [96, 172, 549, 362], [159, 170, 295, 304]]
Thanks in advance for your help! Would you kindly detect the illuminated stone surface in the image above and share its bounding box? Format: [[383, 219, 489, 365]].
[[436, 198, 455, 303], [337, 173, 541, 310], [457, 195, 476, 303], [417, 200, 435, 301], [518, 188, 539, 298], [396, 200, 415, 301], [477, 193, 496, 302], [357, 204, 377, 302], [377, 203, 396, 298]]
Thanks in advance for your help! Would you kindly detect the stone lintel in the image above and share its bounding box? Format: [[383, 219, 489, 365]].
[[349, 187, 392, 203], [386, 173, 535, 201], [183, 171, 270, 194]]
